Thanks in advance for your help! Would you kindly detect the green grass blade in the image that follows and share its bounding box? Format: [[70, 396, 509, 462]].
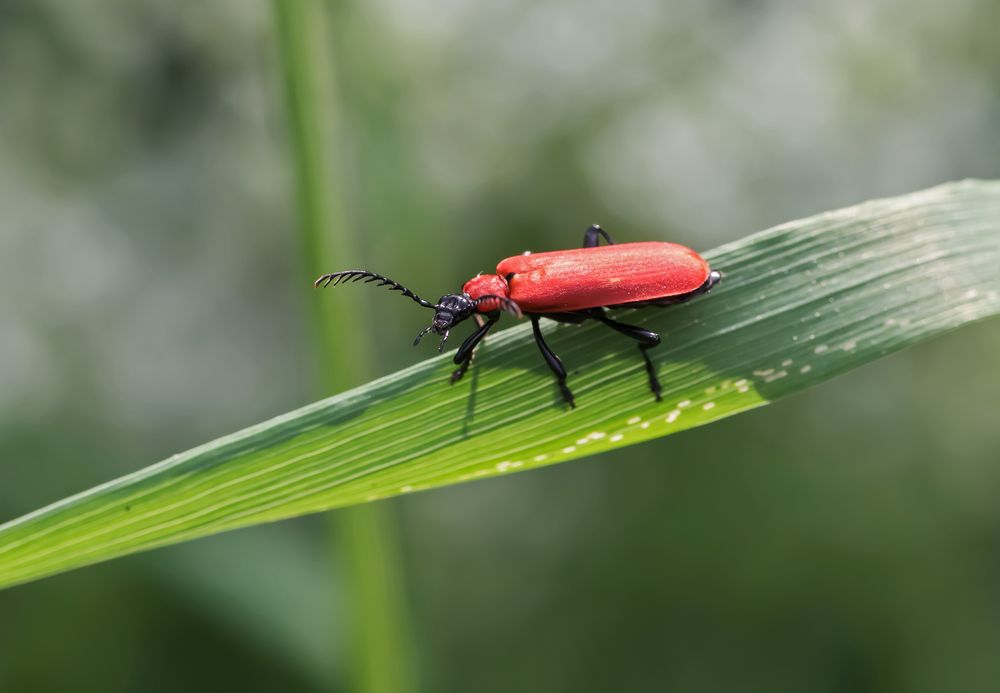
[[2, 180, 999, 590]]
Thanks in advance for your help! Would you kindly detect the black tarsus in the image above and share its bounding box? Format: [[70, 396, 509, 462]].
[[450, 314, 499, 384], [531, 317, 575, 407], [594, 314, 663, 400], [314, 270, 436, 310], [582, 224, 616, 248]]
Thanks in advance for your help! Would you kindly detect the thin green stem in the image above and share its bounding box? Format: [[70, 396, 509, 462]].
[[272, 1, 417, 691]]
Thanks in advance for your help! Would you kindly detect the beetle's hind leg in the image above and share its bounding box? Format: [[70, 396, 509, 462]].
[[450, 314, 499, 384], [531, 317, 576, 408], [594, 314, 663, 400], [582, 224, 615, 248]]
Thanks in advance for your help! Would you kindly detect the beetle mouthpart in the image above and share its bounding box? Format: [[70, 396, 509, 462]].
[[413, 325, 433, 346], [437, 330, 451, 352]]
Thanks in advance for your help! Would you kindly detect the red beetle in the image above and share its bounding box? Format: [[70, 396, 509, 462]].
[[316, 225, 721, 406]]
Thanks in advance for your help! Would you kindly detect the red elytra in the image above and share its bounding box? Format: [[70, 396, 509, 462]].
[[463, 242, 710, 313], [315, 225, 721, 407]]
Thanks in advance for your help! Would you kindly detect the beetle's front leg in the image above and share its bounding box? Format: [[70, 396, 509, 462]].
[[582, 224, 616, 248], [450, 314, 499, 384]]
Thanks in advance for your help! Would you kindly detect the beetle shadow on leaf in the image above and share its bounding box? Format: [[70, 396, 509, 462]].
[[460, 357, 482, 437]]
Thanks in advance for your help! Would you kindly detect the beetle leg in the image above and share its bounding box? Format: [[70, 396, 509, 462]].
[[450, 314, 499, 384], [595, 315, 663, 401], [531, 317, 576, 408], [582, 224, 616, 248]]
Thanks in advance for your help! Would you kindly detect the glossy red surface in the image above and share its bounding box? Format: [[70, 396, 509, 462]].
[[462, 273, 511, 312], [494, 242, 710, 312]]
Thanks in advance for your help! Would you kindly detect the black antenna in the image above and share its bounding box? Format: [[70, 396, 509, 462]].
[[314, 270, 436, 310]]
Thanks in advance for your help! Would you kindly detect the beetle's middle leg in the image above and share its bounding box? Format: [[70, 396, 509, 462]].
[[450, 314, 499, 384], [594, 315, 663, 400], [582, 224, 615, 248], [531, 317, 575, 408]]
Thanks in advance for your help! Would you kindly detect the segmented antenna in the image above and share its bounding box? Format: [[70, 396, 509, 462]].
[[314, 270, 436, 309], [473, 294, 523, 318]]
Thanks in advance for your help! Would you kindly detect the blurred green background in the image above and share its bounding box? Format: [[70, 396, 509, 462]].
[[2, 0, 1000, 691]]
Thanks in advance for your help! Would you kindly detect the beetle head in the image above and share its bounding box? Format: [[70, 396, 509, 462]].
[[413, 293, 475, 351]]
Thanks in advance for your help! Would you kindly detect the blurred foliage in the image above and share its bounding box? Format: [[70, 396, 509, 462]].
[[1, 0, 999, 692]]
